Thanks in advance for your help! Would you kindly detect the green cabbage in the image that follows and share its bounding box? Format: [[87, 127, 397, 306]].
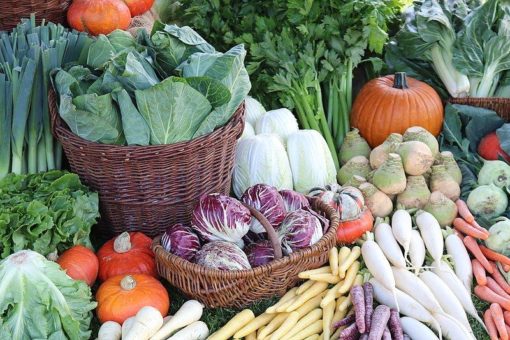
[[0, 250, 96, 339]]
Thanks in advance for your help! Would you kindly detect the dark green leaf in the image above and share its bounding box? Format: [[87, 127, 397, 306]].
[[112, 89, 150, 146], [497, 123, 510, 155], [171, 76, 231, 108]]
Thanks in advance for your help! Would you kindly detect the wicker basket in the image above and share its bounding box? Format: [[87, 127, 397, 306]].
[[0, 0, 70, 31], [49, 90, 245, 237], [449, 97, 510, 121], [152, 198, 339, 308]]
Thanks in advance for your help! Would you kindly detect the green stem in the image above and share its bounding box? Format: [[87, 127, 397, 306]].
[[291, 91, 311, 130], [37, 138, 47, 172], [314, 82, 340, 170], [327, 81, 334, 132], [346, 59, 353, 114]]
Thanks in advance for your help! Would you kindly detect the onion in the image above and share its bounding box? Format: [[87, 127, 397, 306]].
[[424, 191, 458, 227], [372, 153, 407, 195], [396, 175, 431, 210], [337, 156, 371, 185], [339, 128, 371, 165]]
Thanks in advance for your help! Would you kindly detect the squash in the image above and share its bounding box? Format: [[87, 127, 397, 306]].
[[96, 274, 169, 324], [56, 245, 98, 286], [67, 0, 132, 36], [122, 0, 154, 16], [478, 132, 510, 162], [309, 184, 364, 221], [351, 72, 444, 148], [97, 232, 157, 281], [336, 208, 374, 244]]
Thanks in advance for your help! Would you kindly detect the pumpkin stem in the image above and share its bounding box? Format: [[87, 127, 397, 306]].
[[120, 275, 137, 291], [393, 72, 409, 89], [114, 232, 132, 253], [46, 250, 59, 262]]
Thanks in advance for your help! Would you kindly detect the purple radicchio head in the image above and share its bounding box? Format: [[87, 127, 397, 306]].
[[161, 223, 201, 262], [241, 184, 286, 234], [278, 209, 323, 254], [195, 240, 251, 271], [279, 190, 310, 212], [244, 240, 275, 267]]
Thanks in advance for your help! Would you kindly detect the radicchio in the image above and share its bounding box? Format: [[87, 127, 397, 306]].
[[161, 224, 201, 262], [241, 184, 286, 234], [191, 193, 251, 248], [244, 241, 275, 267], [278, 209, 323, 254], [279, 190, 310, 212], [195, 241, 251, 271]]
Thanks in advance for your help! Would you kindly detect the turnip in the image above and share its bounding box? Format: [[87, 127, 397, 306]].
[[374, 222, 406, 268], [372, 153, 407, 195], [166, 321, 209, 340], [399, 317, 439, 340], [359, 182, 393, 218], [396, 175, 431, 210], [396, 141, 434, 176], [430, 165, 460, 201], [424, 191, 458, 227], [438, 151, 462, 184], [415, 211, 443, 264], [408, 230, 426, 274], [445, 233, 472, 292], [403, 126, 439, 156], [98, 321, 121, 340], [370, 133, 403, 169], [338, 156, 371, 185], [391, 210, 412, 260], [340, 128, 371, 165]]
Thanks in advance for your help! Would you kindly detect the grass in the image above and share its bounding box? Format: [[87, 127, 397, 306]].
[[470, 295, 490, 340]]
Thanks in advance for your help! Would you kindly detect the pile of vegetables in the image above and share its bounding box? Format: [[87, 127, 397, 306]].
[[211, 245, 362, 340], [53, 23, 250, 146], [387, 0, 510, 98], [161, 184, 329, 271], [0, 16, 93, 178], [0, 170, 99, 258]]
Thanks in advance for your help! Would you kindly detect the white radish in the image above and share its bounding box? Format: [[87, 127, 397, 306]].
[[419, 271, 471, 332], [151, 300, 204, 340], [431, 260, 485, 328], [408, 230, 426, 274], [166, 321, 209, 340], [391, 210, 413, 259], [391, 267, 444, 315], [124, 306, 164, 340], [445, 233, 473, 292], [362, 239, 399, 310], [122, 317, 135, 339], [369, 278, 441, 337], [400, 317, 439, 340], [98, 321, 122, 340], [435, 313, 475, 340], [415, 211, 444, 263], [375, 223, 406, 268]]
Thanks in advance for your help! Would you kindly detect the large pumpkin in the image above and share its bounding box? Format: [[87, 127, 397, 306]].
[[96, 274, 169, 324], [351, 72, 444, 147], [97, 231, 157, 281], [309, 184, 364, 221], [67, 0, 132, 36], [56, 245, 99, 286]]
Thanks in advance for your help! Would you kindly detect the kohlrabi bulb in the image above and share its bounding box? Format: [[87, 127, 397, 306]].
[[478, 160, 510, 188], [467, 184, 508, 219]]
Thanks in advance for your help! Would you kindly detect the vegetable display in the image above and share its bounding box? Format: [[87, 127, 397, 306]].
[[56, 245, 99, 286]]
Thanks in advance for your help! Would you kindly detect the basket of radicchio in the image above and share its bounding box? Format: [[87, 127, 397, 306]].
[[152, 183, 339, 308]]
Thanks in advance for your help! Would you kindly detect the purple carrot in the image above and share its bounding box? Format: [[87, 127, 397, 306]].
[[352, 285, 366, 333], [334, 314, 356, 329], [389, 309, 404, 340], [382, 327, 391, 340], [368, 305, 391, 340], [340, 323, 359, 340], [363, 282, 374, 331]]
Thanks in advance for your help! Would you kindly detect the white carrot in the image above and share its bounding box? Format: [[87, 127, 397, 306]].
[[408, 230, 426, 274], [445, 233, 473, 292], [375, 222, 406, 268], [415, 211, 444, 263], [391, 210, 412, 259]]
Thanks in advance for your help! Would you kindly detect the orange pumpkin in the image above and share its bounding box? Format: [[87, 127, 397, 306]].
[[336, 208, 374, 245], [97, 231, 157, 281], [351, 72, 444, 148], [96, 274, 170, 324], [56, 245, 99, 286], [122, 0, 155, 16], [67, 0, 132, 36]]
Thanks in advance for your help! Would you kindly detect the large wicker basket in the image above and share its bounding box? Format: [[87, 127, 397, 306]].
[[0, 0, 70, 31], [449, 97, 510, 121], [49, 90, 245, 237], [152, 198, 339, 308]]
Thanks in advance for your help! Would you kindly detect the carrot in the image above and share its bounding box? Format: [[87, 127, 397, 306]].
[[351, 285, 365, 333], [454, 218, 488, 239], [491, 262, 510, 295], [485, 309, 499, 340], [491, 303, 509, 340], [472, 259, 487, 286], [504, 311, 510, 325], [475, 285, 510, 311], [463, 236, 493, 274], [481, 246, 510, 266], [487, 277, 510, 300], [471, 219, 491, 236], [456, 200, 474, 223]]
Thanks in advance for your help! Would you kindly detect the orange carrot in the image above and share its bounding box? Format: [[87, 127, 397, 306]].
[[506, 324, 510, 337], [475, 286, 510, 311], [487, 277, 510, 300], [504, 311, 510, 325], [454, 218, 488, 239], [481, 246, 510, 266], [456, 199, 474, 223], [486, 309, 500, 340], [471, 219, 491, 236], [464, 236, 494, 273], [504, 264, 510, 272], [473, 259, 487, 286], [491, 303, 509, 340], [491, 262, 510, 295]]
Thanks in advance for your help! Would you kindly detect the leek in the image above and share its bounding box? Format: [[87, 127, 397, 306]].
[[0, 75, 12, 179]]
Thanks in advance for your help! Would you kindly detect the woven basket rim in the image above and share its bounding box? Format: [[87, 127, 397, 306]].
[[49, 89, 245, 153], [152, 198, 339, 279], [448, 97, 510, 103]]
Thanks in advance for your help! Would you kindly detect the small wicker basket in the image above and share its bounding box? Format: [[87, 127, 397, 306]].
[[448, 97, 510, 121], [152, 198, 339, 308], [0, 0, 70, 31], [49, 89, 245, 237]]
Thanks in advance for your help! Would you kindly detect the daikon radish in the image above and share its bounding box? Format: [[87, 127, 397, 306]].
[[445, 233, 473, 292], [408, 230, 426, 274], [391, 210, 412, 259], [375, 222, 406, 268], [415, 211, 444, 263], [399, 317, 439, 340], [435, 313, 475, 340]]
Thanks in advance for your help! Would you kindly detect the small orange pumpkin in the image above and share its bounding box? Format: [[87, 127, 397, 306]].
[[67, 0, 132, 36], [97, 231, 157, 281], [122, 0, 155, 16], [56, 245, 99, 286], [96, 274, 170, 324], [351, 72, 444, 148]]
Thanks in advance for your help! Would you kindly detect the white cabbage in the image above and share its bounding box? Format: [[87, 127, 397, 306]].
[[287, 130, 337, 193], [255, 108, 299, 145], [233, 134, 293, 198], [240, 121, 255, 140], [245, 96, 266, 126]]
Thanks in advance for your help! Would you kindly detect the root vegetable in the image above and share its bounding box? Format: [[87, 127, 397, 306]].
[[424, 191, 458, 227], [490, 303, 508, 340], [337, 261, 361, 295], [463, 236, 493, 274], [435, 313, 474, 340], [370, 133, 403, 169], [297, 280, 315, 295], [439, 151, 462, 184], [396, 175, 430, 209], [478, 160, 510, 188], [151, 300, 203, 340], [363, 282, 374, 331], [333, 314, 356, 329], [256, 313, 288, 340], [397, 141, 434, 176], [472, 259, 487, 286], [382, 327, 391, 340], [375, 223, 406, 268], [299, 267, 330, 279], [467, 184, 508, 219], [340, 323, 359, 339], [269, 311, 300, 340], [391, 210, 412, 260], [430, 164, 460, 201], [408, 230, 426, 274], [286, 309, 323, 338], [266, 287, 298, 313], [345, 174, 368, 188], [359, 182, 393, 218], [287, 319, 323, 340], [322, 301, 335, 340], [456, 199, 474, 223], [403, 126, 439, 156], [486, 276, 510, 299], [445, 233, 473, 291], [122, 317, 135, 339], [480, 246, 510, 266], [340, 128, 372, 165], [388, 309, 403, 340], [454, 218, 488, 239], [98, 321, 121, 340], [166, 321, 209, 340], [368, 305, 391, 340], [475, 285, 510, 311], [351, 285, 366, 333], [490, 262, 510, 295], [233, 313, 275, 338], [372, 153, 407, 194], [338, 156, 371, 185], [286, 281, 329, 312], [485, 309, 499, 340], [308, 273, 341, 284], [329, 248, 339, 276], [124, 306, 163, 340], [399, 317, 439, 340], [296, 292, 327, 318], [415, 211, 444, 264], [339, 246, 360, 278]]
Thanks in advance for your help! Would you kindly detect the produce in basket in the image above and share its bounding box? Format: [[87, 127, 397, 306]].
[[278, 209, 323, 254], [161, 224, 201, 262], [279, 190, 310, 212], [245, 241, 275, 267], [56, 245, 99, 286], [241, 184, 286, 234], [195, 241, 251, 271]]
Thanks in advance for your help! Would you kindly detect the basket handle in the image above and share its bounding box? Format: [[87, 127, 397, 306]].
[[241, 202, 283, 260]]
